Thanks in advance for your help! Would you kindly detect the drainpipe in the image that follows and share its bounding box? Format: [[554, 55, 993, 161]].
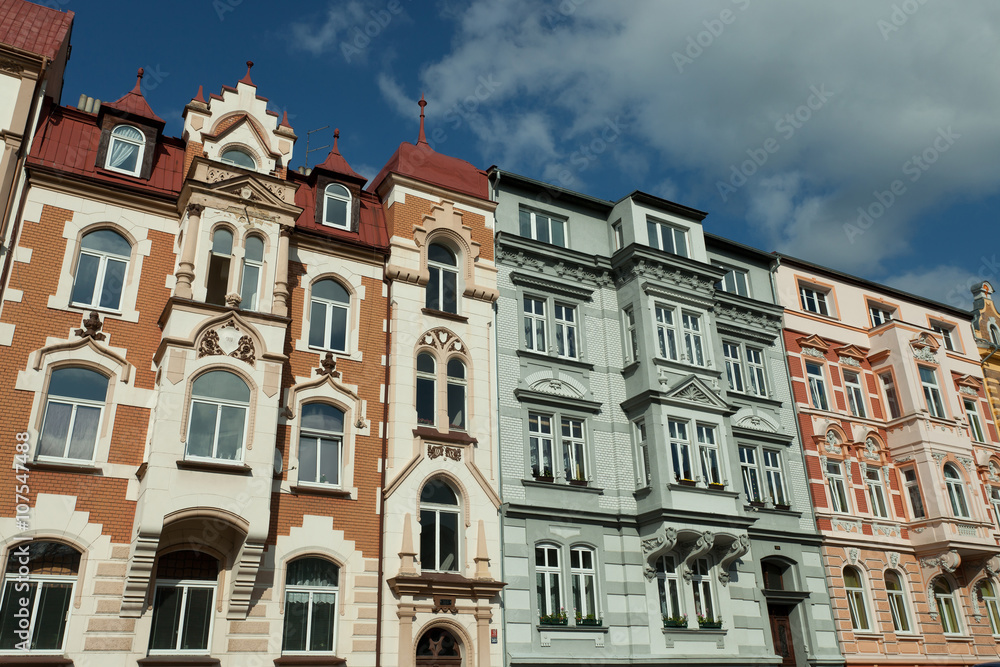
[[375, 264, 392, 667]]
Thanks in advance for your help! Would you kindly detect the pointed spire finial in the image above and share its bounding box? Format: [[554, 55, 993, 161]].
[[132, 68, 144, 93], [240, 60, 255, 85], [193, 84, 206, 104], [417, 94, 428, 145], [333, 128, 340, 153]]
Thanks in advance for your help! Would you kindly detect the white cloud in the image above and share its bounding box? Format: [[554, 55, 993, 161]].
[[884, 265, 980, 310]]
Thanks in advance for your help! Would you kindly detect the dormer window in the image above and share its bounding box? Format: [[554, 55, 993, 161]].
[[106, 125, 145, 176], [220, 148, 256, 170], [323, 184, 352, 230]]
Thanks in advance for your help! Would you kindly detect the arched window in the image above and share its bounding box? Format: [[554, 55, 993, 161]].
[[106, 124, 144, 176], [416, 627, 460, 664], [205, 227, 233, 306], [426, 243, 458, 314], [240, 236, 264, 311], [149, 550, 218, 652], [323, 184, 351, 230], [71, 229, 131, 310], [220, 148, 256, 170], [186, 371, 250, 461], [446, 358, 466, 431], [419, 479, 459, 572], [691, 558, 716, 625], [979, 579, 1000, 635], [536, 544, 562, 621], [416, 353, 436, 426], [944, 464, 970, 518], [298, 404, 344, 486], [656, 555, 684, 625], [934, 579, 961, 634], [843, 566, 870, 631], [38, 367, 109, 462], [309, 280, 350, 353], [0, 541, 80, 650], [885, 569, 911, 633], [570, 546, 598, 623], [282, 557, 339, 653]]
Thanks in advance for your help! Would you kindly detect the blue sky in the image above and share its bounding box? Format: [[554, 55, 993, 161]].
[[60, 0, 1000, 309]]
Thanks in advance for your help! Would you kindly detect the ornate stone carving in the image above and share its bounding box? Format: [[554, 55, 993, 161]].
[[921, 549, 961, 573], [839, 355, 861, 367], [859, 461, 868, 478], [717, 535, 750, 586], [74, 311, 106, 341], [225, 292, 242, 308], [960, 385, 979, 396], [913, 346, 937, 362], [802, 347, 825, 359], [819, 455, 828, 474], [987, 556, 1000, 577], [0, 58, 24, 74], [888, 551, 900, 568], [864, 437, 880, 460], [427, 444, 461, 461], [420, 328, 465, 354], [875, 523, 900, 538], [315, 352, 340, 378], [957, 456, 975, 474], [931, 452, 946, 465], [848, 548, 859, 564], [989, 461, 1000, 483], [832, 518, 861, 533], [681, 531, 716, 582], [198, 322, 256, 366], [445, 447, 462, 462]]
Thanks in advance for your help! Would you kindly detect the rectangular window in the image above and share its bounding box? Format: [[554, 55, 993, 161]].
[[932, 322, 956, 351], [879, 372, 901, 420], [669, 420, 693, 482], [740, 446, 762, 503], [724, 343, 745, 393], [149, 581, 215, 652], [634, 419, 650, 488], [554, 303, 578, 359], [919, 366, 946, 418], [965, 398, 985, 442], [827, 461, 850, 513], [991, 487, 1000, 530], [529, 413, 554, 479], [902, 469, 925, 519], [691, 558, 715, 621], [623, 307, 638, 363], [697, 425, 722, 485], [535, 546, 562, 618], [655, 305, 678, 361], [561, 417, 586, 482], [763, 450, 787, 506], [799, 284, 829, 316], [612, 220, 623, 251], [647, 218, 688, 257], [868, 303, 894, 327], [523, 297, 547, 353], [570, 547, 598, 621], [843, 370, 867, 418], [682, 312, 705, 366], [805, 362, 829, 411], [746, 347, 767, 397], [865, 467, 889, 518], [716, 267, 749, 297], [657, 556, 682, 620], [519, 208, 566, 247]]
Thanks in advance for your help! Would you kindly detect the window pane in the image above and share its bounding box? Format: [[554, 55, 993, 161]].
[[299, 436, 318, 483], [426, 268, 440, 310], [301, 404, 344, 433], [519, 209, 532, 237], [309, 301, 327, 348], [551, 219, 565, 247], [38, 402, 72, 457], [441, 271, 457, 313], [439, 511, 458, 571], [82, 229, 131, 256], [447, 383, 465, 430], [428, 244, 456, 265], [421, 479, 458, 505], [419, 510, 436, 569], [240, 264, 260, 311], [674, 230, 687, 257], [180, 587, 213, 650], [447, 359, 466, 379], [245, 236, 264, 262], [149, 586, 183, 650], [221, 149, 255, 169], [328, 305, 347, 351], [31, 584, 72, 649], [205, 254, 231, 306], [67, 404, 100, 460], [313, 279, 350, 303], [99, 258, 126, 309], [310, 592, 336, 651], [186, 402, 217, 458], [318, 437, 340, 485], [647, 220, 659, 249], [417, 353, 436, 374], [325, 198, 348, 227], [49, 368, 109, 402], [282, 592, 309, 651], [534, 215, 550, 244], [287, 558, 339, 587], [113, 141, 139, 173], [0, 581, 33, 649], [71, 253, 99, 305], [212, 229, 233, 255], [192, 371, 251, 403], [216, 405, 246, 459], [416, 377, 435, 425]]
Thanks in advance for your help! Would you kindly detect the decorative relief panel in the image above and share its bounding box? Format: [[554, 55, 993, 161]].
[[198, 321, 256, 366]]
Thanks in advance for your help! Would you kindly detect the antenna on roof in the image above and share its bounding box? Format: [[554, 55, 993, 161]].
[[303, 125, 330, 169]]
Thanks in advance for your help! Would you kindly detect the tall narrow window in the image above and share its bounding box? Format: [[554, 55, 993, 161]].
[[740, 446, 762, 503], [309, 280, 350, 352], [323, 184, 351, 230], [570, 547, 598, 622], [240, 236, 264, 311], [415, 353, 436, 426], [106, 124, 144, 175], [885, 570, 911, 633], [843, 566, 870, 631], [298, 404, 344, 487], [529, 413, 554, 480], [554, 303, 578, 359], [149, 551, 218, 653], [647, 219, 688, 257], [72, 229, 131, 311], [902, 469, 925, 519], [763, 450, 787, 505], [919, 366, 946, 418], [723, 343, 745, 392], [965, 399, 985, 442], [827, 461, 850, 513], [655, 305, 678, 360], [519, 208, 565, 246], [843, 370, 867, 418], [186, 371, 250, 461], [38, 367, 108, 462], [805, 362, 829, 410], [523, 297, 547, 353], [990, 487, 1000, 530], [634, 419, 650, 488], [865, 467, 888, 518], [934, 580, 961, 634], [682, 312, 704, 366], [205, 228, 233, 306], [0, 542, 79, 651], [879, 372, 901, 420], [746, 347, 767, 397], [282, 557, 339, 653], [446, 359, 466, 430], [426, 244, 458, 314], [697, 425, 721, 485], [691, 559, 715, 622], [419, 480, 459, 572], [669, 420, 693, 482], [799, 285, 829, 316], [656, 555, 683, 622], [623, 307, 638, 362], [944, 464, 970, 518], [612, 220, 623, 250], [535, 545, 562, 618], [562, 418, 586, 483], [979, 580, 1000, 635], [932, 322, 956, 352]]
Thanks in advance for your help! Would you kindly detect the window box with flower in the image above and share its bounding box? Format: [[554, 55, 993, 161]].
[[532, 466, 554, 483], [540, 609, 567, 625], [698, 614, 723, 629], [663, 614, 688, 628], [575, 612, 602, 626]]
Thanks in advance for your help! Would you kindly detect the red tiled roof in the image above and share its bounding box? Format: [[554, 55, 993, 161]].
[[370, 140, 489, 200], [104, 69, 165, 124], [27, 101, 184, 198], [291, 171, 388, 251], [0, 0, 72, 62]]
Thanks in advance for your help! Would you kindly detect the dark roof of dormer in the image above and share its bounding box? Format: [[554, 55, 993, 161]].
[[102, 68, 164, 125], [312, 129, 365, 185], [290, 170, 388, 252]]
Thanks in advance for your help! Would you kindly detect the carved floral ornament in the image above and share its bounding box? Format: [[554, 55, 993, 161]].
[[421, 328, 465, 354], [198, 321, 256, 366], [75, 311, 106, 341], [640, 527, 748, 586], [427, 444, 462, 462]]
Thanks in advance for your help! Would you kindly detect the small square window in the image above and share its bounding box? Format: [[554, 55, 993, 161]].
[[868, 302, 895, 327], [519, 208, 566, 247], [931, 321, 956, 352], [646, 218, 688, 257], [715, 266, 749, 297], [799, 284, 830, 316]]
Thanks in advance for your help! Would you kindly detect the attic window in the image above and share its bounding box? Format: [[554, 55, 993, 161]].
[[105, 125, 144, 176], [220, 148, 256, 170], [323, 184, 351, 230]]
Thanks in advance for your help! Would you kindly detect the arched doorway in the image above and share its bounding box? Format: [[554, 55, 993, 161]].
[[415, 627, 463, 667]]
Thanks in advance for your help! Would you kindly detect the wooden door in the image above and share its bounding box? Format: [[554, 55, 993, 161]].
[[768, 606, 797, 666]]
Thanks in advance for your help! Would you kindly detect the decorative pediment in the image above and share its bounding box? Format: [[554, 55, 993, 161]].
[[204, 113, 280, 159], [911, 333, 940, 362], [732, 407, 779, 433], [209, 174, 291, 208], [796, 334, 832, 352], [663, 375, 729, 410], [956, 375, 982, 395], [529, 378, 584, 400], [418, 328, 466, 354], [867, 349, 891, 366], [197, 320, 257, 367], [835, 344, 868, 363]]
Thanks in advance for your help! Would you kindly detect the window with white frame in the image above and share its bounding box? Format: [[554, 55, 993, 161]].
[[322, 184, 351, 230], [843, 566, 870, 631], [682, 312, 705, 366], [656, 555, 683, 622], [570, 547, 598, 622], [282, 557, 339, 653], [827, 461, 850, 513], [71, 229, 131, 311], [746, 347, 767, 397], [655, 304, 678, 361], [426, 243, 458, 314], [535, 545, 562, 618], [185, 371, 250, 462], [623, 307, 638, 363], [868, 302, 894, 327], [149, 551, 218, 653], [612, 220, 623, 251], [991, 325, 1000, 346], [965, 398, 985, 442], [519, 208, 566, 247], [0, 541, 79, 651], [879, 372, 901, 420], [669, 420, 693, 482], [723, 343, 744, 393], [979, 579, 1000, 635], [991, 487, 1000, 531], [419, 479, 460, 572], [762, 450, 787, 506], [529, 413, 555, 480], [716, 267, 749, 297], [697, 425, 722, 485], [902, 468, 926, 519], [220, 148, 256, 170], [239, 235, 264, 311], [799, 284, 830, 316], [885, 570, 911, 633], [647, 218, 688, 257], [446, 359, 467, 431], [205, 227, 233, 307], [740, 446, 762, 503], [523, 297, 547, 353], [843, 370, 867, 418], [106, 124, 144, 175], [931, 322, 956, 352], [309, 280, 350, 353], [934, 579, 961, 634], [298, 404, 344, 487], [38, 367, 108, 462], [919, 366, 946, 418], [415, 353, 436, 426], [805, 362, 829, 411], [944, 464, 970, 518], [865, 467, 889, 518], [691, 558, 716, 623], [562, 417, 587, 482], [554, 303, 578, 359], [634, 419, 650, 488]]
